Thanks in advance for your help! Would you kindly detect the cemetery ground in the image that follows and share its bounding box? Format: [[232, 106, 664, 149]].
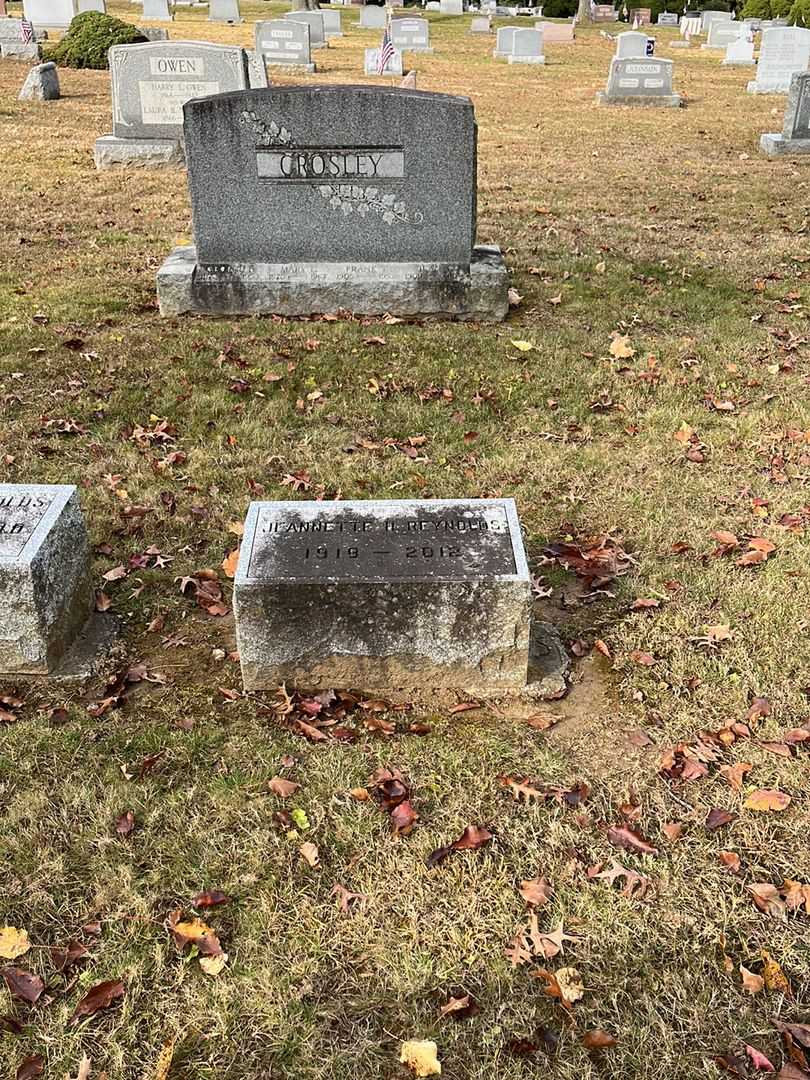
[[2, 5, 810, 1077]]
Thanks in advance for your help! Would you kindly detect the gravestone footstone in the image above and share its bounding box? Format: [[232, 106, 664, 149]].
[[18, 60, 59, 99], [157, 85, 509, 320], [233, 499, 531, 693], [0, 484, 103, 676], [94, 41, 251, 169], [761, 70, 810, 156]]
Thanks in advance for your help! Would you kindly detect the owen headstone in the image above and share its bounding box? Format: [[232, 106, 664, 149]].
[[256, 19, 315, 71], [364, 45, 404, 73], [0, 485, 93, 675], [535, 19, 573, 41], [441, 0, 463, 12], [748, 26, 810, 93], [233, 499, 531, 693], [391, 16, 432, 51], [209, 0, 242, 22], [285, 10, 326, 48], [702, 19, 742, 48], [321, 8, 342, 37], [157, 86, 509, 320], [597, 55, 681, 105], [723, 33, 754, 65], [616, 29, 648, 56], [94, 41, 251, 169], [142, 0, 173, 20], [359, 4, 386, 27], [18, 59, 59, 98], [761, 70, 810, 155], [22, 0, 76, 27]]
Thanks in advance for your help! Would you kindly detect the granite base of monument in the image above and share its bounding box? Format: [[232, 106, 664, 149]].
[[233, 499, 532, 694], [759, 132, 810, 156], [157, 244, 510, 321], [94, 134, 185, 169], [595, 90, 682, 106]]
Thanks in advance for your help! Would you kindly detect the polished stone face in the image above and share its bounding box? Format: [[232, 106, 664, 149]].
[[183, 86, 478, 266], [233, 499, 531, 692], [0, 485, 93, 674], [109, 41, 250, 141]]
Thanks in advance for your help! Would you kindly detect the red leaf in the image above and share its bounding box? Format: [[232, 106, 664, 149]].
[[746, 1045, 776, 1073], [69, 979, 125, 1023], [606, 824, 659, 856], [16, 1056, 44, 1080], [192, 890, 230, 909], [1, 968, 44, 1005], [582, 1029, 618, 1050], [706, 808, 738, 832], [451, 824, 494, 850]]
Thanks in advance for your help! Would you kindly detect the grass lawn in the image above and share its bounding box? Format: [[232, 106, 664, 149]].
[[1, 5, 810, 1077]]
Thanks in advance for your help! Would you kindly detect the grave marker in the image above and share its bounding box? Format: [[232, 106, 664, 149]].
[[321, 9, 343, 37], [469, 14, 491, 30], [615, 29, 648, 57], [700, 9, 732, 32], [285, 10, 327, 48], [157, 86, 509, 320], [440, 0, 463, 12], [233, 499, 531, 693], [391, 16, 433, 52], [761, 70, 810, 155], [723, 33, 755, 65], [23, 0, 76, 27], [657, 11, 678, 25], [142, 0, 173, 20], [748, 26, 810, 93], [364, 44, 404, 73], [0, 485, 94, 675], [256, 19, 315, 71], [209, 0, 242, 22], [597, 55, 681, 105], [359, 4, 386, 28], [534, 19, 573, 41], [702, 19, 743, 49], [94, 41, 251, 169]]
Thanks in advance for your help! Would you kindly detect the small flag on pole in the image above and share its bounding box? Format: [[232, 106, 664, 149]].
[[20, 17, 34, 42], [376, 23, 396, 74]]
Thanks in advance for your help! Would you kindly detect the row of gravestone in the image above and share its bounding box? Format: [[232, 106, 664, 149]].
[[0, 485, 533, 696]]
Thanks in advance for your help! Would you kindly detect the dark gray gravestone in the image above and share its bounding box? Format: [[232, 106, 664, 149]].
[[94, 41, 250, 170], [596, 56, 681, 105], [284, 10, 326, 48], [157, 86, 509, 320], [233, 499, 531, 693], [760, 70, 810, 156]]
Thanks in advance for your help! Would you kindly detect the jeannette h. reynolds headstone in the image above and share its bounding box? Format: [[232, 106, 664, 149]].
[[157, 86, 510, 320], [0, 484, 93, 675], [94, 41, 250, 169], [233, 499, 531, 693]]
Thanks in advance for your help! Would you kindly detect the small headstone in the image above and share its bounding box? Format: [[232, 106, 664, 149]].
[[77, 0, 106, 11], [761, 70, 810, 156], [156, 86, 509, 320], [723, 33, 754, 65], [285, 10, 326, 48], [701, 19, 743, 49], [680, 15, 700, 36], [502, 25, 543, 62], [18, 59, 59, 98], [209, 0, 242, 22], [390, 16, 432, 51], [748, 26, 810, 94], [534, 19, 573, 41], [615, 29, 647, 57], [597, 55, 682, 105], [321, 9, 342, 37], [94, 41, 250, 169], [0, 18, 42, 58], [0, 485, 93, 675], [359, 4, 387, 28], [22, 0, 76, 27], [493, 25, 517, 55], [657, 12, 678, 25], [364, 44, 404, 73], [629, 7, 651, 24], [256, 19, 315, 71], [137, 25, 169, 40], [142, 0, 173, 20], [469, 14, 491, 31], [700, 9, 732, 32], [232, 499, 531, 693], [591, 4, 617, 20], [440, 0, 463, 12]]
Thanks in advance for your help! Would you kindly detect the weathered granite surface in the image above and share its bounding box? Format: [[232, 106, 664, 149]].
[[0, 485, 94, 675], [597, 55, 681, 105], [390, 17, 433, 52], [255, 19, 315, 71], [94, 134, 186, 168], [359, 4, 386, 27], [284, 10, 326, 48], [760, 70, 810, 156], [209, 0, 242, 22], [18, 60, 59, 99], [233, 499, 531, 693]]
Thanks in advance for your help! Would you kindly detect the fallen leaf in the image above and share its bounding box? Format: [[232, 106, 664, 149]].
[[719, 762, 753, 791], [510, 340, 534, 352], [744, 789, 791, 812], [331, 883, 368, 915], [609, 333, 634, 359], [199, 953, 228, 976], [2, 967, 44, 1004], [536, 966, 584, 1006], [191, 890, 230, 909], [300, 841, 320, 868], [761, 950, 790, 994], [740, 964, 764, 995], [662, 822, 684, 842], [439, 993, 477, 1019], [746, 1045, 776, 1073], [0, 928, 30, 961], [168, 912, 222, 956], [606, 824, 658, 856], [719, 851, 742, 874], [706, 808, 738, 832], [268, 776, 301, 798], [400, 1040, 441, 1076], [69, 979, 125, 1023], [221, 547, 240, 579], [582, 1029, 617, 1050], [16, 1056, 43, 1080], [519, 876, 552, 907]]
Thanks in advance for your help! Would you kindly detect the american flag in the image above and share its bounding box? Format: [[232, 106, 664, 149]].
[[21, 18, 34, 42], [376, 22, 395, 75]]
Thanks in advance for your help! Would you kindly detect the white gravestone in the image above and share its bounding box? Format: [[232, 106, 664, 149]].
[[0, 485, 94, 676], [657, 12, 678, 25], [616, 30, 648, 57], [597, 55, 681, 105], [535, 19, 573, 41], [470, 14, 491, 30], [359, 4, 387, 28], [364, 44, 404, 73], [209, 0, 242, 22], [285, 10, 327, 48], [23, 0, 76, 27], [748, 26, 810, 94], [441, 0, 463, 12], [723, 33, 755, 65], [700, 9, 732, 32], [321, 9, 342, 37], [94, 41, 251, 169], [702, 19, 743, 49], [256, 19, 315, 71], [142, 0, 173, 20], [505, 26, 543, 62], [391, 16, 432, 51], [77, 0, 106, 12], [493, 25, 517, 55]]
